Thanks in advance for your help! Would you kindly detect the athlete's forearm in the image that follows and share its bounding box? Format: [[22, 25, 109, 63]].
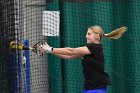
[[52, 47, 81, 55], [52, 53, 82, 59], [39, 42, 87, 55]]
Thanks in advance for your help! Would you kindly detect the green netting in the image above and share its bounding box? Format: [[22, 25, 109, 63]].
[[47, 0, 140, 93]]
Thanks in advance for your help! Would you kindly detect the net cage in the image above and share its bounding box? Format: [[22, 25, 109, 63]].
[[0, 0, 140, 93]]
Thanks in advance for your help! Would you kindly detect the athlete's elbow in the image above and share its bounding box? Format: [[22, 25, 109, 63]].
[[66, 48, 74, 55]]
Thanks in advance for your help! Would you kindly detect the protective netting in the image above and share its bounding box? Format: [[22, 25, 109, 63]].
[[0, 0, 140, 93], [0, 0, 49, 93]]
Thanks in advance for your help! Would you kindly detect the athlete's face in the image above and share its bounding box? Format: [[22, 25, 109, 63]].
[[85, 29, 100, 44]]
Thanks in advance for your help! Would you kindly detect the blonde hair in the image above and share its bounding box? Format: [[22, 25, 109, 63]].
[[89, 26, 127, 41]]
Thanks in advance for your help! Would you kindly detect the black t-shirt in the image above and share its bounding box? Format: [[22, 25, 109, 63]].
[[82, 43, 111, 89]]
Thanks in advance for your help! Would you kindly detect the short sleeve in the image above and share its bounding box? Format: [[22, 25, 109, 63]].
[[86, 43, 102, 54]]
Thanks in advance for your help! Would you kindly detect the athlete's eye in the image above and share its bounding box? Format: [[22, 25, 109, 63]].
[[87, 33, 91, 35]]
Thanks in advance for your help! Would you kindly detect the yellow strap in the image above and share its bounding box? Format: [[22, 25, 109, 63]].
[[10, 41, 24, 50]]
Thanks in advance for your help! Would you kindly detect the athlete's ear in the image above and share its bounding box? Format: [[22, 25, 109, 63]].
[[94, 34, 100, 39], [97, 34, 100, 40]]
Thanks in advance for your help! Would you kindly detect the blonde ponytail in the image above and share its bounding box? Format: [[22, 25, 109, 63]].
[[104, 26, 127, 39]]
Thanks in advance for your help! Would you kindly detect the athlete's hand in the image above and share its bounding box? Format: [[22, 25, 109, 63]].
[[39, 42, 53, 54]]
